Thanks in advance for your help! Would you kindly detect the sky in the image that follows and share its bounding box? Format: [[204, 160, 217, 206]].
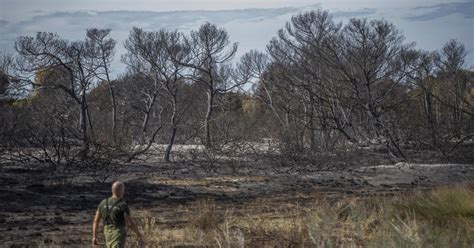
[[1, 0, 473, 74]]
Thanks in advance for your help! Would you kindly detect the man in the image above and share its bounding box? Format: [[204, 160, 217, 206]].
[[92, 181, 144, 247]]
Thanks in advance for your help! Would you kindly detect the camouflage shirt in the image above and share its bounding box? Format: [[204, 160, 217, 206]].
[[97, 197, 130, 228]]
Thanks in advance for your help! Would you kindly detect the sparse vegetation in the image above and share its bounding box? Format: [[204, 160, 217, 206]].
[[124, 186, 474, 247]]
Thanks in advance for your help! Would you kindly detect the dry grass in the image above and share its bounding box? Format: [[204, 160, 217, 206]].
[[128, 185, 474, 248]]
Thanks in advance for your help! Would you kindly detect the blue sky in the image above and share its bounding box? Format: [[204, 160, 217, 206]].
[[1, 0, 473, 73]]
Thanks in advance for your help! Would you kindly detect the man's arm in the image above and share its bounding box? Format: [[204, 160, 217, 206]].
[[92, 210, 101, 246], [125, 214, 144, 242]]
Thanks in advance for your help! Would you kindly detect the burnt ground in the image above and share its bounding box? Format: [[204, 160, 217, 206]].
[[0, 148, 473, 247]]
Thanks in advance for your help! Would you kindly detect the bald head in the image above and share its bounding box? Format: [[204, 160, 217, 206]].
[[111, 181, 125, 198]]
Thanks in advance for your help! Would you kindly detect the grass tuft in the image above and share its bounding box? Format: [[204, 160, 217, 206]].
[[131, 185, 474, 247]]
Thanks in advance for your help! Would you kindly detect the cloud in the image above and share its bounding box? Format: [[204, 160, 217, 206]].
[[2, 7, 300, 33], [1, 6, 318, 74], [332, 8, 377, 18], [407, 1, 474, 21], [0, 5, 377, 53], [0, 7, 300, 44], [1, 3, 471, 71]]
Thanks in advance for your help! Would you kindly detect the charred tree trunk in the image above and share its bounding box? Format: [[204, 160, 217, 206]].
[[164, 98, 178, 162], [164, 127, 178, 162], [79, 94, 89, 156], [204, 90, 214, 148]]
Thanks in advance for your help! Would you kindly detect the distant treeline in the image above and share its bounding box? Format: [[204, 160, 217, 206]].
[[0, 10, 472, 168]]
